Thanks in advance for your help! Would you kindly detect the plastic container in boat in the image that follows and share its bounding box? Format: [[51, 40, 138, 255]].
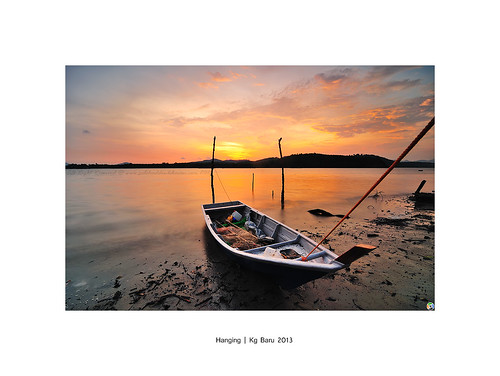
[[231, 211, 243, 221]]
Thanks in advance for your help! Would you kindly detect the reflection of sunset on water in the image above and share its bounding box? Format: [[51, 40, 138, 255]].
[[66, 167, 435, 310]]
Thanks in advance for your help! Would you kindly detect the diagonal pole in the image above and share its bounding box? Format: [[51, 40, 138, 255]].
[[301, 117, 435, 261]]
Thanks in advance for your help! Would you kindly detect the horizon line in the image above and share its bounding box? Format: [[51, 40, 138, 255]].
[[66, 152, 435, 166]]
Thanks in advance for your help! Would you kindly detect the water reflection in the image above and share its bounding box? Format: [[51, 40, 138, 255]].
[[281, 166, 285, 210], [66, 168, 434, 309]]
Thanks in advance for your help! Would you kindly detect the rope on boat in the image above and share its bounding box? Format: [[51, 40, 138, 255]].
[[215, 169, 232, 202], [301, 117, 435, 262]]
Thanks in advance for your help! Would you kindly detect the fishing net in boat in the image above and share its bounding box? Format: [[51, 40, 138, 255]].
[[216, 224, 261, 250]]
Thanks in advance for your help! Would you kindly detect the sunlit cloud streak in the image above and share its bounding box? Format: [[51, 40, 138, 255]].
[[312, 95, 435, 138]]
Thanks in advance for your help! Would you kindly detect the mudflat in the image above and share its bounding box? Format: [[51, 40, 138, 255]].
[[87, 196, 434, 311]]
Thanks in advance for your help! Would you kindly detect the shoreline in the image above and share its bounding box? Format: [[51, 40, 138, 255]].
[[67, 195, 434, 311], [65, 153, 434, 170]]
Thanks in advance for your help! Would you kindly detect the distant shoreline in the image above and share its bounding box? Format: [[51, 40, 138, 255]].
[[65, 164, 434, 169], [66, 153, 434, 169]]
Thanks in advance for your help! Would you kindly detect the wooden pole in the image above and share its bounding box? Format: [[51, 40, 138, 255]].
[[252, 173, 255, 192], [278, 137, 284, 209], [211, 136, 216, 204], [415, 180, 427, 194]]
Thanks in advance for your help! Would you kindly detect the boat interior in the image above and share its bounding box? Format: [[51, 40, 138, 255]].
[[203, 202, 337, 264]]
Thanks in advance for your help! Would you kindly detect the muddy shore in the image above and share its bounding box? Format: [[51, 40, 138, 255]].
[[72, 194, 434, 311]]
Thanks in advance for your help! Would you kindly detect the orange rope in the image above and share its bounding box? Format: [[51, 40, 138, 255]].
[[301, 117, 435, 261]]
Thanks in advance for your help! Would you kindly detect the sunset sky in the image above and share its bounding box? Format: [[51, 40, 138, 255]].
[[66, 66, 434, 164]]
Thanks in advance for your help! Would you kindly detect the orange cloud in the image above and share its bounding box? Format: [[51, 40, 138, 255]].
[[207, 70, 249, 83], [420, 98, 433, 106], [198, 82, 219, 89], [361, 107, 406, 121], [230, 71, 247, 79]]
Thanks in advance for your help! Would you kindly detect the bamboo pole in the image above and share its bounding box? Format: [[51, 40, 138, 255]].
[[211, 136, 216, 204], [278, 137, 284, 209]]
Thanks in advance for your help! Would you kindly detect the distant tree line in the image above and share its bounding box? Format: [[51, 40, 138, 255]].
[[66, 153, 434, 169]]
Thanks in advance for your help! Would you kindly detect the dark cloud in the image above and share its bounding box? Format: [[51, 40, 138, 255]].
[[313, 67, 354, 84], [398, 95, 435, 122], [365, 78, 422, 94], [314, 72, 347, 84], [364, 66, 413, 81]]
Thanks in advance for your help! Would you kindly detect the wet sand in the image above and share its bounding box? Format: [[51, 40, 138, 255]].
[[86, 194, 434, 311]]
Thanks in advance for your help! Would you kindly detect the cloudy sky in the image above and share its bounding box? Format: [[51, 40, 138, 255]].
[[66, 65, 434, 164]]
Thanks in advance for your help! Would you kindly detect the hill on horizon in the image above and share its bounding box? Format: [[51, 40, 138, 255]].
[[66, 153, 434, 169]]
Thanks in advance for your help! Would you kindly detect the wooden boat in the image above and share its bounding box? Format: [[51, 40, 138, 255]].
[[409, 179, 434, 204], [202, 200, 376, 289]]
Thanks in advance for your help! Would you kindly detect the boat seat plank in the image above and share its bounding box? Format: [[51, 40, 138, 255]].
[[241, 235, 301, 254], [271, 224, 281, 239], [255, 215, 263, 227], [204, 204, 246, 212]]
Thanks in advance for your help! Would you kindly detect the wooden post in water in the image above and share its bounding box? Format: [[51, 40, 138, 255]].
[[252, 173, 255, 193], [211, 136, 216, 204], [415, 180, 427, 194], [278, 137, 285, 209]]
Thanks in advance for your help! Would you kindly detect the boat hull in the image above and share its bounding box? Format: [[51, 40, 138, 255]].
[[202, 201, 345, 289], [217, 244, 335, 288]]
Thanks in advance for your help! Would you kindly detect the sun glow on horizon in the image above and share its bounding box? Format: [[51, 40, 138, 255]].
[[66, 66, 434, 164]]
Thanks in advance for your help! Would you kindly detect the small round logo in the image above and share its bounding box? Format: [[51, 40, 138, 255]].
[[426, 302, 435, 310]]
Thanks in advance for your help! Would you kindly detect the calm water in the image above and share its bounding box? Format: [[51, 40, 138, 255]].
[[65, 168, 434, 309]]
